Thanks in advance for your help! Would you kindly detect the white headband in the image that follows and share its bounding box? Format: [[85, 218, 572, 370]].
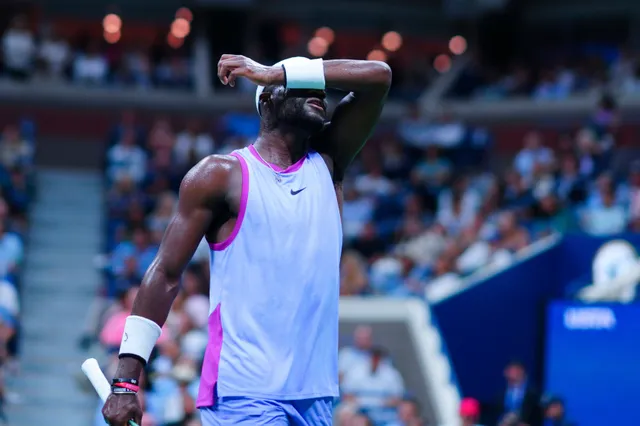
[[255, 56, 310, 116]]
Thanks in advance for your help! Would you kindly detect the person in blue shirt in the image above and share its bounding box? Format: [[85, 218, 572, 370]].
[[496, 360, 542, 426]]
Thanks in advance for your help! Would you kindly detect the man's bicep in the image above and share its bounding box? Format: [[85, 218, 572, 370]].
[[326, 92, 387, 179]]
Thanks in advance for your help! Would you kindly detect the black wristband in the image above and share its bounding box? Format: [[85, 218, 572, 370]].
[[112, 378, 139, 386]]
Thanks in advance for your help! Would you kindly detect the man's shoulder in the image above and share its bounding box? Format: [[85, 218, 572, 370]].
[[180, 154, 241, 198]]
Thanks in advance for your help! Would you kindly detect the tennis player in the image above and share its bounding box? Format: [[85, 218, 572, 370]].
[[102, 54, 391, 425]]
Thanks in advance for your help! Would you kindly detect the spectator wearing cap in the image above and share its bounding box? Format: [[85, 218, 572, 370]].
[[459, 397, 483, 426], [542, 397, 574, 426], [496, 361, 542, 426]]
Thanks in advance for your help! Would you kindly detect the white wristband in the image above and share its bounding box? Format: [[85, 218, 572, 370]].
[[283, 58, 325, 90], [119, 315, 162, 364]]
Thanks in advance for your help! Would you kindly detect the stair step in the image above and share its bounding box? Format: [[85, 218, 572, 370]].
[[10, 169, 103, 426]]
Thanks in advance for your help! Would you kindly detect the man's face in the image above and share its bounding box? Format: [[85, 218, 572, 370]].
[[265, 87, 327, 135], [504, 364, 525, 386], [354, 326, 373, 350], [398, 400, 418, 421]]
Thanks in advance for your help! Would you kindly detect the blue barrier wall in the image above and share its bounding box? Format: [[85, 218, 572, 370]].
[[432, 234, 640, 403]]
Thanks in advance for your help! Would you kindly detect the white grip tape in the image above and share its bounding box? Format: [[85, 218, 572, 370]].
[[119, 315, 162, 363], [283, 58, 325, 90]]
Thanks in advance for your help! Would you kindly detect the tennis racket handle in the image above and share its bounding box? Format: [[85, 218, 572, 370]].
[[81, 358, 140, 426]]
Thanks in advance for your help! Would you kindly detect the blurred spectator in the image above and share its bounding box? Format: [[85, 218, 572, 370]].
[[343, 187, 374, 242], [0, 125, 33, 171], [1, 16, 35, 81], [355, 163, 394, 197], [441, 397, 483, 426], [628, 161, 640, 228], [0, 220, 23, 279], [542, 397, 574, 426], [411, 146, 451, 193], [147, 192, 177, 235], [496, 361, 542, 426], [341, 347, 405, 425], [37, 25, 70, 80], [436, 176, 481, 236], [73, 40, 109, 85], [459, 397, 483, 426], [387, 398, 423, 426], [555, 155, 586, 204], [340, 251, 369, 296], [514, 132, 554, 186], [110, 226, 158, 288], [100, 286, 140, 351], [339, 325, 374, 379], [579, 186, 628, 235], [107, 129, 148, 185], [173, 120, 214, 170]]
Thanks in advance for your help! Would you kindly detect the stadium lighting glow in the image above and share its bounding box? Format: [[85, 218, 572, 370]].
[[314, 27, 335, 45], [307, 37, 329, 57], [170, 18, 191, 39], [381, 31, 402, 52], [167, 33, 184, 49], [434, 54, 452, 73], [367, 49, 387, 62], [449, 35, 467, 55], [104, 30, 121, 44], [175, 7, 193, 22], [102, 14, 122, 34]]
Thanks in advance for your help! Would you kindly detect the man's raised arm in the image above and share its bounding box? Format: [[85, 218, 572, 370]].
[[102, 156, 235, 426], [320, 60, 392, 180]]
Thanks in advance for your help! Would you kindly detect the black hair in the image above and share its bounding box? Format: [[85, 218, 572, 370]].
[[506, 359, 526, 370]]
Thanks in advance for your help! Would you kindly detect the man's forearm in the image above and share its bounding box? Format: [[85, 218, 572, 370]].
[[323, 59, 392, 93], [269, 59, 391, 94], [114, 263, 181, 379]]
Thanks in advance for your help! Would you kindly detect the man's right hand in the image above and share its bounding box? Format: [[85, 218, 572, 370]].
[[102, 393, 142, 426]]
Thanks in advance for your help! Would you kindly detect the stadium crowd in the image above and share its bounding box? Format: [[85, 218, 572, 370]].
[[0, 119, 35, 421], [85, 84, 639, 425], [1, 15, 193, 89], [449, 46, 640, 100]]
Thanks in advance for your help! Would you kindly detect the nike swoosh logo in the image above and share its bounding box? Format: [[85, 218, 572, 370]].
[[291, 188, 307, 195]]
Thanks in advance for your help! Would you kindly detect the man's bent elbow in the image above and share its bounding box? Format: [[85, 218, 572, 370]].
[[368, 61, 392, 88]]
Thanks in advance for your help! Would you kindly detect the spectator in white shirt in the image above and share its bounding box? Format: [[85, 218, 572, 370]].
[[73, 40, 108, 85], [2, 16, 35, 80], [341, 347, 405, 425], [343, 187, 374, 241], [355, 165, 394, 197], [107, 130, 148, 185], [514, 132, 554, 185], [339, 325, 374, 380], [580, 189, 628, 236], [38, 26, 70, 79], [0, 221, 23, 278], [173, 120, 214, 169], [437, 177, 481, 236]]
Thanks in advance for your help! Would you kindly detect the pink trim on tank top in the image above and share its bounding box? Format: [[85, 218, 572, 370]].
[[209, 152, 249, 251], [196, 304, 223, 408], [247, 144, 306, 173]]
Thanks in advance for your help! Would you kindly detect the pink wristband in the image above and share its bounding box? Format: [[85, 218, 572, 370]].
[[113, 382, 140, 393]]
